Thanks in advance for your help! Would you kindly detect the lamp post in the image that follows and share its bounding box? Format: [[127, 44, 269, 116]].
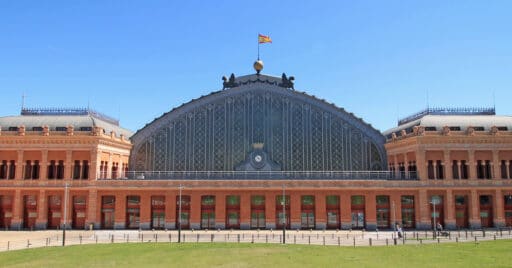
[[178, 184, 183, 243], [392, 200, 396, 235], [282, 184, 286, 244], [62, 183, 69, 246]]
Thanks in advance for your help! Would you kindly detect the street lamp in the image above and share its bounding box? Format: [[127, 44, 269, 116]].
[[62, 183, 69, 246], [178, 184, 183, 243], [392, 200, 396, 235], [430, 196, 440, 238], [282, 184, 286, 244]]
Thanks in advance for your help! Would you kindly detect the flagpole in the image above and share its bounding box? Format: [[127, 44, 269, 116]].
[[257, 34, 260, 60]]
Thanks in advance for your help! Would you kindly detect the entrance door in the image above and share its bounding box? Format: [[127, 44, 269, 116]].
[[326, 210, 339, 229], [480, 195, 493, 228], [351, 211, 365, 229], [455, 195, 468, 228], [152, 210, 165, 229], [101, 209, 114, 229], [301, 211, 315, 229], [201, 211, 215, 229], [251, 210, 265, 229]]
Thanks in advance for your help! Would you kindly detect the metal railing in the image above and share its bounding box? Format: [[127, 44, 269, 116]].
[[1, 228, 511, 252], [97, 170, 420, 181], [398, 107, 495, 126]]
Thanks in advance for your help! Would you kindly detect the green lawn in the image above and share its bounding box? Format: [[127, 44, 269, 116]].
[[0, 240, 510, 268]]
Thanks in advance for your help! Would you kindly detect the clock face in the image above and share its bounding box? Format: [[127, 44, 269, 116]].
[[254, 155, 263, 162]]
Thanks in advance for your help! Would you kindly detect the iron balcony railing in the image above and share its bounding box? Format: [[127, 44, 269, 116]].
[[97, 171, 419, 181]]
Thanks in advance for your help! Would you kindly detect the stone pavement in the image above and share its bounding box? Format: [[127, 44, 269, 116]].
[[0, 229, 511, 252]]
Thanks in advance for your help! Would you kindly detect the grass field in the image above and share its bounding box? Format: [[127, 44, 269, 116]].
[[0, 240, 510, 268]]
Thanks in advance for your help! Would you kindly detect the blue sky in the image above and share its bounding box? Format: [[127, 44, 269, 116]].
[[1, 1, 511, 132]]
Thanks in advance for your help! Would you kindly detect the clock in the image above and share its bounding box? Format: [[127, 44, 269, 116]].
[[254, 155, 263, 163]]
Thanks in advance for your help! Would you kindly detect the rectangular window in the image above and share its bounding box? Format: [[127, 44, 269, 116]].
[[57, 160, 64, 179], [73, 160, 81, 179], [82, 160, 89, 179], [202, 196, 215, 206], [251, 195, 265, 206], [351, 195, 364, 205], [376, 195, 389, 205], [326, 195, 339, 206], [226, 195, 240, 206], [301, 195, 314, 206], [127, 196, 140, 206], [152, 196, 165, 206], [452, 160, 459, 179]]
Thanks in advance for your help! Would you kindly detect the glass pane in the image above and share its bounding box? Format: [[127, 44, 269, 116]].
[[227, 196, 240, 206], [301, 196, 314, 205], [326, 195, 339, 205], [401, 196, 414, 205], [376, 195, 389, 205], [351, 196, 364, 205], [251, 196, 265, 205]]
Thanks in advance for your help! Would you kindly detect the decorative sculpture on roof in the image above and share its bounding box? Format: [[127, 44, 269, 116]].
[[467, 126, 475, 136], [490, 126, 499, 136], [278, 73, 294, 89], [442, 126, 451, 136], [222, 73, 238, 89]]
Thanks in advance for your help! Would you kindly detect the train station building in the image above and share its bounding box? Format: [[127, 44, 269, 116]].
[[1, 63, 511, 231]]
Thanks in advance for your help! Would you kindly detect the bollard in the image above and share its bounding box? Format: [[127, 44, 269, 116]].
[[369, 238, 372, 246], [155, 235, 158, 243], [7, 241, 9, 251], [494, 235, 496, 241], [448, 232, 451, 240], [96, 235, 98, 244], [393, 238, 397, 245], [456, 237, 459, 243], [353, 237, 355, 247], [474, 236, 477, 243], [500, 229, 503, 237], [465, 230, 468, 239], [386, 238, 388, 246], [141, 234, 144, 242], [338, 237, 341, 246], [266, 234, 268, 243], [212, 234, 215, 243], [197, 234, 200, 243], [294, 235, 296, 244], [111, 235, 114, 244], [127, 235, 130, 243], [237, 234, 240, 243], [482, 229, 486, 238], [308, 236, 311, 245], [437, 238, 440, 244], [169, 234, 172, 243], [420, 239, 422, 245], [27, 240, 30, 248], [323, 236, 325, 246], [252, 234, 254, 243], [183, 234, 186, 243], [80, 235, 82, 245]]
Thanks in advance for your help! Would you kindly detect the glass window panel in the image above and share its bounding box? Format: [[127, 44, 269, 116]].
[[326, 195, 339, 205], [376, 195, 389, 205], [351, 195, 364, 205]]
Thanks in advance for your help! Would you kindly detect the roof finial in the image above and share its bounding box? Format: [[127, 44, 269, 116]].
[[253, 60, 264, 75]]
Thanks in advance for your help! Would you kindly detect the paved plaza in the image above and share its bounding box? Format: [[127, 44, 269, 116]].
[[1, 228, 511, 252]]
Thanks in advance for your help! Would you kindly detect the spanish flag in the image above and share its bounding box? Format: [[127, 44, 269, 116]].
[[258, 34, 272, 44]]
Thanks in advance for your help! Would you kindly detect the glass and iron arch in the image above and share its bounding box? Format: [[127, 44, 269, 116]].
[[130, 74, 387, 173]]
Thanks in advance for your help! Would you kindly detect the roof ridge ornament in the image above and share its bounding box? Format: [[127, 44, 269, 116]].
[[222, 73, 238, 90], [278, 73, 294, 89]]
